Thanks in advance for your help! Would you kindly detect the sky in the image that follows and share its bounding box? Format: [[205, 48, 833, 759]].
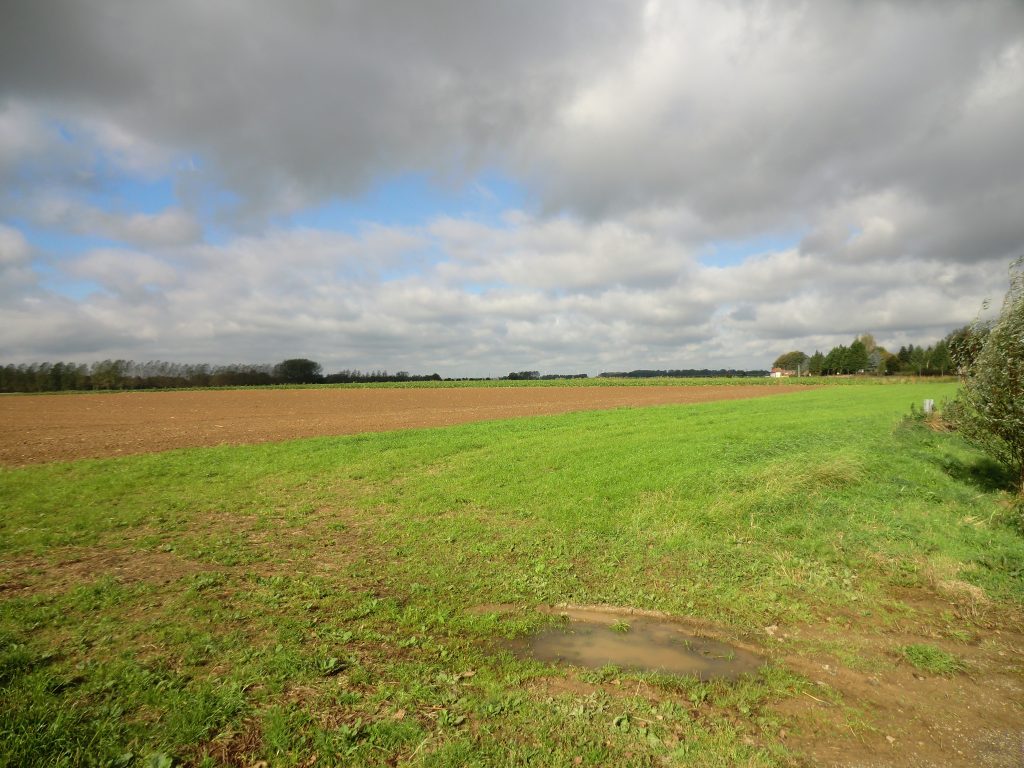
[[1, 1, 1022, 377]]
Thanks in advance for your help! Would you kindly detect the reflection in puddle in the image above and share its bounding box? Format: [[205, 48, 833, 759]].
[[504, 609, 763, 681]]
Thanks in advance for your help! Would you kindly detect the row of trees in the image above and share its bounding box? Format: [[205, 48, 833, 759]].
[[0, 358, 444, 392], [773, 259, 1024, 496], [0, 360, 278, 392], [503, 371, 589, 380], [322, 370, 442, 384], [771, 258, 1024, 493], [773, 332, 960, 377]]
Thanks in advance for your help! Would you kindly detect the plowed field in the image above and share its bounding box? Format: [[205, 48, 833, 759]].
[[0, 384, 809, 465]]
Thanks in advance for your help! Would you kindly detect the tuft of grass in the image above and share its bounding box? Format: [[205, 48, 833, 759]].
[[899, 643, 965, 676]]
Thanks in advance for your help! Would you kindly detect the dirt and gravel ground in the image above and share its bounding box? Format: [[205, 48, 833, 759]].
[[0, 384, 808, 466]]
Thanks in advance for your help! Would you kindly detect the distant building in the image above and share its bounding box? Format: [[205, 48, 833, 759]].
[[769, 367, 793, 378]]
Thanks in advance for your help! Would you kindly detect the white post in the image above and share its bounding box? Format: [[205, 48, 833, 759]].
[[923, 399, 935, 414]]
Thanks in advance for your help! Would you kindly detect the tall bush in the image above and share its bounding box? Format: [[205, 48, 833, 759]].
[[948, 257, 1024, 492]]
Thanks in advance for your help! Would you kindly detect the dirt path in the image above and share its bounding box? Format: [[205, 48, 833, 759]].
[[0, 384, 808, 466]]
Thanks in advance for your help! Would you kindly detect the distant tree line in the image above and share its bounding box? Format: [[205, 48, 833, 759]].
[[0, 357, 442, 393], [597, 369, 769, 378], [322, 369, 443, 384], [773, 329, 965, 377], [502, 371, 589, 380], [504, 371, 541, 380], [0, 360, 277, 392]]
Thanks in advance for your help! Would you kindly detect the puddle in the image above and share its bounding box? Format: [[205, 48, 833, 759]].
[[503, 607, 763, 681]]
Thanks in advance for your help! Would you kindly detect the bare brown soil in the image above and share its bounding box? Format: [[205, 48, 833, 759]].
[[775, 609, 1024, 768], [0, 384, 807, 465], [0, 547, 208, 595]]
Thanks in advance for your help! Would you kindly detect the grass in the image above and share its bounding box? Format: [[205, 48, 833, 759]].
[[1, 383, 1021, 766], [899, 643, 965, 676]]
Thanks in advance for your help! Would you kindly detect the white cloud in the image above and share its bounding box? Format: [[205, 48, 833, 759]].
[[75, 115, 174, 177], [0, 214, 1011, 372], [431, 213, 693, 291], [68, 249, 177, 294], [0, 223, 37, 301], [0, 222, 30, 265], [31, 195, 201, 247]]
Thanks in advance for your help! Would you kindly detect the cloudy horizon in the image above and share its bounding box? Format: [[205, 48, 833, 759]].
[[2, 1, 1022, 377]]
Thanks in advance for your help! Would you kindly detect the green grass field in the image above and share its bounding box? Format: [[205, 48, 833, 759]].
[[2, 383, 1022, 766]]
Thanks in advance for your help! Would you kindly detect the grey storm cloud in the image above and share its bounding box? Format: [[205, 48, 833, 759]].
[[0, 1, 1022, 372], [2, 1, 1018, 231], [0, 0, 639, 214]]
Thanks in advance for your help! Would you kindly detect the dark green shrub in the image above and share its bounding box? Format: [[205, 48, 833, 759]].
[[948, 257, 1024, 493]]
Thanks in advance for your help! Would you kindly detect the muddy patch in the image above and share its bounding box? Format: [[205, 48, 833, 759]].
[[0, 546, 210, 595], [504, 606, 763, 680]]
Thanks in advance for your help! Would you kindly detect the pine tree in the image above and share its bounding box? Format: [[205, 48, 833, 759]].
[[848, 340, 869, 373]]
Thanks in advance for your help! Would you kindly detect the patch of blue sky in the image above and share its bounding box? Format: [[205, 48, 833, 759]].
[[98, 176, 178, 214], [698, 230, 804, 267], [48, 117, 161, 185], [15, 118, 189, 236], [32, 261, 103, 301], [13, 219, 120, 300], [15, 218, 124, 256], [286, 169, 528, 234], [52, 120, 75, 144]]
